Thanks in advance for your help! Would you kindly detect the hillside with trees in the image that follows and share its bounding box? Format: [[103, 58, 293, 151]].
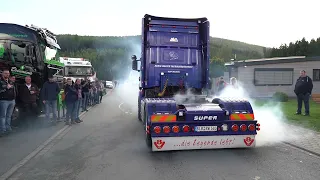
[[267, 37, 320, 57], [56, 35, 267, 80]]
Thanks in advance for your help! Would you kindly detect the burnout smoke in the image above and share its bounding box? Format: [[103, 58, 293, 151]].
[[114, 43, 141, 113], [215, 80, 312, 147]]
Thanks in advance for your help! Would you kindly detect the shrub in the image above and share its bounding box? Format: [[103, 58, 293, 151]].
[[272, 92, 289, 102]]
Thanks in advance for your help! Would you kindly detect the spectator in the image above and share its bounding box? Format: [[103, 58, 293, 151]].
[[81, 78, 90, 112], [9, 75, 19, 128], [64, 78, 78, 125], [229, 77, 239, 89], [18, 76, 40, 124], [41, 75, 60, 123], [92, 83, 97, 105], [294, 70, 313, 116], [99, 81, 104, 103], [95, 80, 101, 104], [216, 77, 226, 95], [10, 76, 17, 94], [74, 79, 83, 123], [89, 81, 94, 106], [0, 70, 16, 135]]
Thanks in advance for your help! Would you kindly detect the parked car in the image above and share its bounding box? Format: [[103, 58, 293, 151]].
[[105, 81, 114, 89]]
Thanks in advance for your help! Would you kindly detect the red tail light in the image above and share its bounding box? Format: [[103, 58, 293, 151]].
[[240, 124, 247, 131], [172, 126, 180, 133], [154, 126, 161, 134], [231, 124, 239, 132], [163, 126, 170, 134], [182, 125, 190, 132], [248, 124, 255, 131]]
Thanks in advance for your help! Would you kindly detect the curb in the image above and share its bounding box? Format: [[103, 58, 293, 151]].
[[282, 122, 320, 157], [0, 106, 93, 180], [283, 141, 320, 157]]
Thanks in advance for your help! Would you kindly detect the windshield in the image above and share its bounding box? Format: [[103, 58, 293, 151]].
[[65, 66, 93, 76], [0, 41, 8, 61], [44, 46, 57, 60], [9, 41, 36, 64]]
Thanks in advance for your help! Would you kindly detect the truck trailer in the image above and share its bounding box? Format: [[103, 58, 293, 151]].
[[131, 14, 260, 151]]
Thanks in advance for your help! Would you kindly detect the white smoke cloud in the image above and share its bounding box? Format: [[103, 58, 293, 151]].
[[214, 79, 313, 147]]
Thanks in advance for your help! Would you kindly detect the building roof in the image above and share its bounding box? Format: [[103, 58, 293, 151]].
[[225, 56, 320, 67]]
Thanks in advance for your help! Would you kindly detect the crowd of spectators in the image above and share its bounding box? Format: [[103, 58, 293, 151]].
[[0, 69, 106, 137]]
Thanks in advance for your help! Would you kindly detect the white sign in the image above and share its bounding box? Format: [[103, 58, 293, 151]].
[[168, 70, 180, 73], [170, 37, 178, 42], [152, 135, 256, 151], [195, 126, 217, 132], [154, 65, 193, 68], [194, 115, 218, 121]]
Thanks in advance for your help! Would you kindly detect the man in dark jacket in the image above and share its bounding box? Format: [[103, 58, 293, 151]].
[[0, 70, 16, 135], [19, 76, 40, 120], [41, 75, 60, 122], [81, 78, 90, 112], [294, 70, 313, 116]]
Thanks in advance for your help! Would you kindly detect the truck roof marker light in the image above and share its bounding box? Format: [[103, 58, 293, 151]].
[[154, 126, 161, 134], [248, 124, 255, 131], [172, 126, 179, 133], [240, 124, 247, 131], [163, 126, 170, 134], [231, 124, 239, 132], [182, 125, 190, 133]]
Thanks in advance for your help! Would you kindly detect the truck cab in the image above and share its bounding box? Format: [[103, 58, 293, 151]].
[[131, 14, 210, 98], [0, 23, 64, 122], [59, 57, 96, 82]]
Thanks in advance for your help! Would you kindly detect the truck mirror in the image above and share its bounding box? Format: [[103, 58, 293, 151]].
[[132, 60, 138, 70], [131, 55, 137, 61]]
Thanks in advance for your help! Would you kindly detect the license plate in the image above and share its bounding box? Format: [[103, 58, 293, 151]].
[[195, 126, 217, 132]]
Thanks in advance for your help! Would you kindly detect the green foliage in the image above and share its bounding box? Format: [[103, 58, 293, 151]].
[[209, 57, 225, 78], [56, 35, 266, 80], [272, 92, 289, 102], [268, 37, 320, 57]]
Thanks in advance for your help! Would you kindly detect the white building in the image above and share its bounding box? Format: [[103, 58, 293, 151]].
[[224, 56, 320, 100]]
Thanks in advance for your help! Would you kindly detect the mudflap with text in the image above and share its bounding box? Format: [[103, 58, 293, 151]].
[[151, 135, 256, 151]]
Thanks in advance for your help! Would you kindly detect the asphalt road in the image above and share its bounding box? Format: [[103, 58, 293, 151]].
[[3, 88, 320, 180]]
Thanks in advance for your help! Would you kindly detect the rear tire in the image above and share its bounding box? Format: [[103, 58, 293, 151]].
[[145, 120, 152, 148], [138, 99, 142, 121]]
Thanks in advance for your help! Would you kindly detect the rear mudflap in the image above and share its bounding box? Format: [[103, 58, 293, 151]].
[[151, 135, 256, 151]]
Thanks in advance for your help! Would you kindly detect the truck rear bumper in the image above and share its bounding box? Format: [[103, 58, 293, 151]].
[[151, 135, 256, 151]]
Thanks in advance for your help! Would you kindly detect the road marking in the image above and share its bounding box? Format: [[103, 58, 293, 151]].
[[0, 89, 114, 180], [0, 107, 91, 180], [118, 102, 132, 114]]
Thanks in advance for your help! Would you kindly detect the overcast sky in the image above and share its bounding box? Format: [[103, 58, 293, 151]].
[[1, 0, 319, 48]]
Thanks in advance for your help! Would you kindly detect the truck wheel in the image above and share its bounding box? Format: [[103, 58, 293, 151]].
[[145, 120, 152, 148]]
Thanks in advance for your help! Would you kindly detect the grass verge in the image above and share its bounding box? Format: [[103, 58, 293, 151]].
[[253, 98, 320, 132]]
